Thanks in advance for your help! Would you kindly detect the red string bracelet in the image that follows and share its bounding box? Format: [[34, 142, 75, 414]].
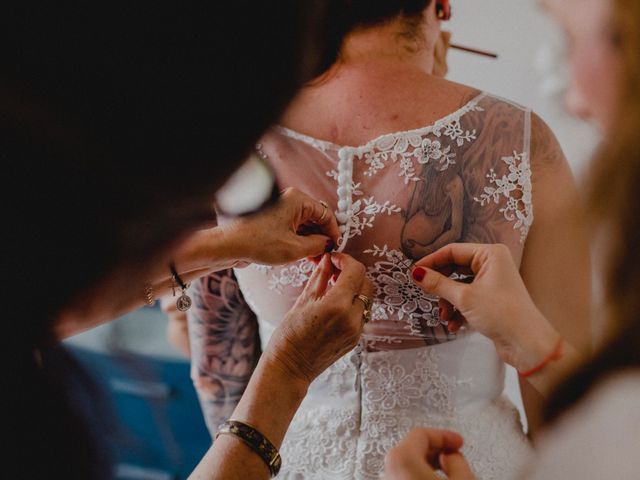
[[518, 337, 564, 378]]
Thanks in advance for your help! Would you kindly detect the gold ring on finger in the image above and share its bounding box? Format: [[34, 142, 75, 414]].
[[354, 294, 372, 323], [354, 294, 372, 309], [318, 200, 329, 222]]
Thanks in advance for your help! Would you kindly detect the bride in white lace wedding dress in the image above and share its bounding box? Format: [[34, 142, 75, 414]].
[[237, 92, 538, 479], [193, 2, 590, 479]]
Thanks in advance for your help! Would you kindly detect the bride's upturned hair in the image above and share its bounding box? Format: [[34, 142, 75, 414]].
[[544, 0, 640, 423], [316, 0, 434, 73]]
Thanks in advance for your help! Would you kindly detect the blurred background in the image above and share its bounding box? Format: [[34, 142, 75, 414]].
[[65, 1, 598, 477], [65, 306, 205, 480]]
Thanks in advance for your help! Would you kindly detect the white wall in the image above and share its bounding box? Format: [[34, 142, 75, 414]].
[[444, 0, 599, 429]]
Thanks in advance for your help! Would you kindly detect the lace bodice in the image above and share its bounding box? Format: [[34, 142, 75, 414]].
[[237, 93, 533, 347], [234, 93, 534, 478]]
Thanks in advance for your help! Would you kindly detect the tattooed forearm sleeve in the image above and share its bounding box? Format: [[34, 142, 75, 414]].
[[188, 269, 261, 436]]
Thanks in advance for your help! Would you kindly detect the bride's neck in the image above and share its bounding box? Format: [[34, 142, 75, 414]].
[[338, 21, 436, 75], [281, 21, 439, 126]]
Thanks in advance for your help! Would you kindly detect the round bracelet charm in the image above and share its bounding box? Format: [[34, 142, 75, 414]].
[[176, 293, 192, 312]]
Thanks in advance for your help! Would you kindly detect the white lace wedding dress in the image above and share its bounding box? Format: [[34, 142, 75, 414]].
[[235, 93, 533, 479]]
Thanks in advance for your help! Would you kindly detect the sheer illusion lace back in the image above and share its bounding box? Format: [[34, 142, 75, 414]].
[[234, 93, 533, 479]]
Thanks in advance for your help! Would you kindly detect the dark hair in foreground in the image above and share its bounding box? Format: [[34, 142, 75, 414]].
[[2, 1, 331, 477], [544, 0, 640, 423]]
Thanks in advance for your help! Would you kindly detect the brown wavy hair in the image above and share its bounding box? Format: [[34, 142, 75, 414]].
[[545, 0, 640, 422]]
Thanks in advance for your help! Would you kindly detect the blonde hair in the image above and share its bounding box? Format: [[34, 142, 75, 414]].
[[589, 0, 640, 326], [546, 0, 640, 422]]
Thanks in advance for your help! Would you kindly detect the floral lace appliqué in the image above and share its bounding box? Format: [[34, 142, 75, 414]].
[[280, 406, 359, 478], [328, 169, 402, 239], [417, 138, 456, 172], [364, 363, 423, 410], [362, 133, 425, 183], [354, 99, 485, 184], [474, 151, 533, 242], [433, 116, 481, 147], [364, 245, 442, 331], [362, 348, 456, 416], [347, 197, 402, 238], [267, 259, 315, 292]]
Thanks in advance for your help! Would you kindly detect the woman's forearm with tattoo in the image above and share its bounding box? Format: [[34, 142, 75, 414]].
[[188, 269, 261, 435]]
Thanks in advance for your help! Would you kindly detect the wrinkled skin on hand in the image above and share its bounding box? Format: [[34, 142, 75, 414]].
[[266, 253, 373, 384]]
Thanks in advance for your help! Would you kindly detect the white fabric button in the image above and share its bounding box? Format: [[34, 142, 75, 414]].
[[336, 212, 349, 223]]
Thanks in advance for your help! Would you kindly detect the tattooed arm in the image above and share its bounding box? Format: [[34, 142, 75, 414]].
[[188, 269, 261, 435]]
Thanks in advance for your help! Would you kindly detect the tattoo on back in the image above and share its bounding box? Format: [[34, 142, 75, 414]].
[[399, 95, 530, 342], [401, 95, 526, 259]]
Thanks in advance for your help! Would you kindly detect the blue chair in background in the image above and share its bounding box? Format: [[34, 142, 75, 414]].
[[69, 346, 211, 480]]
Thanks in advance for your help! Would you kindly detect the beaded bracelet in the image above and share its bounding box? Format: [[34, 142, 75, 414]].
[[215, 420, 282, 477], [518, 337, 564, 378]]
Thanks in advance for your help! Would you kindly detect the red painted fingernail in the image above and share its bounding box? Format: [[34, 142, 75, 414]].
[[311, 255, 322, 264], [325, 239, 335, 253], [412, 267, 427, 282]]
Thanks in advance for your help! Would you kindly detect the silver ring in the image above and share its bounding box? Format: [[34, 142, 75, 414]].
[[354, 294, 372, 323], [318, 201, 329, 222]]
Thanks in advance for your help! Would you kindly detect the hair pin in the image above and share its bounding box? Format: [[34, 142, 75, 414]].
[[450, 43, 499, 59]]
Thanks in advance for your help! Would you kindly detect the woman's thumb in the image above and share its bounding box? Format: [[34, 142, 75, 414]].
[[439, 452, 475, 479], [298, 234, 334, 259], [304, 254, 333, 299]]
